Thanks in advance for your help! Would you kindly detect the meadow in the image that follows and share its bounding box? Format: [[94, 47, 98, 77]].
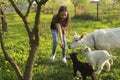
[[0, 12, 120, 80]]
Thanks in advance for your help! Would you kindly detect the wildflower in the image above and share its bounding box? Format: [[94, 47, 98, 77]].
[[6, 69, 10, 73], [34, 63, 38, 66]]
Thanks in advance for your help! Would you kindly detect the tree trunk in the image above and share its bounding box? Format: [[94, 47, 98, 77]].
[[0, 7, 8, 32], [23, 3, 41, 80], [0, 31, 23, 80], [4, 0, 48, 80]]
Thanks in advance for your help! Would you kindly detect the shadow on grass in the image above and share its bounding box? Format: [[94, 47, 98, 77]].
[[33, 57, 73, 80]]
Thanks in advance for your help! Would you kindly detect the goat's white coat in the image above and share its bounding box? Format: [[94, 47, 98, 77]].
[[81, 46, 116, 75], [68, 27, 120, 52], [73, 71, 81, 80]]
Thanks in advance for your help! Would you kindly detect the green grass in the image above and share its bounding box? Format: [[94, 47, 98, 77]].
[[0, 12, 120, 80]]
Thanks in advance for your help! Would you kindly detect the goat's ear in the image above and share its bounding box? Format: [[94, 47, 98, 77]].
[[74, 31, 77, 36], [80, 35, 84, 39], [85, 47, 89, 52]]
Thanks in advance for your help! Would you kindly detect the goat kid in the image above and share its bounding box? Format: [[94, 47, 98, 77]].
[[70, 52, 96, 80], [81, 46, 116, 75]]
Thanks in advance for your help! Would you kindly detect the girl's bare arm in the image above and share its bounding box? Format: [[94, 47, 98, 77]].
[[56, 23, 64, 48]]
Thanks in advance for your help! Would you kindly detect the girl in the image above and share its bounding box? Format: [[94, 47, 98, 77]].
[[50, 6, 70, 63]]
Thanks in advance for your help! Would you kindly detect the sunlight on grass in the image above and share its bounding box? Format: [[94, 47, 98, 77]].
[[0, 12, 120, 80]]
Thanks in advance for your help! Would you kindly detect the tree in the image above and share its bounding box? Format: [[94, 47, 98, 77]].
[[0, 0, 9, 32], [0, 0, 48, 80], [71, 0, 89, 16], [71, 0, 80, 16], [42, 0, 74, 14]]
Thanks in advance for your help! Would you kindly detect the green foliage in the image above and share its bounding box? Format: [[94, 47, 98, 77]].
[[0, 0, 10, 8], [116, 0, 120, 2], [0, 12, 120, 80], [71, 0, 89, 7], [42, 0, 74, 14], [71, 0, 81, 7]]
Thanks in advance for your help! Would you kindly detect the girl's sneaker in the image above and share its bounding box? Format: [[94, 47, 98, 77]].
[[50, 55, 55, 62], [62, 57, 67, 63]]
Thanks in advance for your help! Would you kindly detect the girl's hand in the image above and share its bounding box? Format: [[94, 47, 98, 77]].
[[60, 43, 64, 48]]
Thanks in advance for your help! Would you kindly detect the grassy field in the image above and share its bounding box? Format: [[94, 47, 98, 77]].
[[0, 12, 120, 80]]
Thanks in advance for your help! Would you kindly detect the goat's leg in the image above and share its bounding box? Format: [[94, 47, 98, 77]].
[[91, 76, 96, 80], [91, 72, 96, 80], [109, 58, 113, 65], [73, 69, 77, 80], [105, 61, 111, 71], [76, 70, 82, 78], [96, 61, 106, 75], [91, 62, 96, 70]]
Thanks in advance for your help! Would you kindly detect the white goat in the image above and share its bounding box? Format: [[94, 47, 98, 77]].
[[68, 27, 120, 52], [81, 46, 116, 75]]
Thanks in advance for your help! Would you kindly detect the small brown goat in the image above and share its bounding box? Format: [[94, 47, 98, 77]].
[[70, 52, 96, 80]]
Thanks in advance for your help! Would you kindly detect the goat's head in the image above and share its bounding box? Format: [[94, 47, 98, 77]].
[[81, 46, 91, 54], [69, 52, 78, 59], [68, 32, 84, 49]]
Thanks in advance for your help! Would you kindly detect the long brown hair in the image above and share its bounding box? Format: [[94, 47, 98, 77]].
[[57, 6, 70, 27]]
